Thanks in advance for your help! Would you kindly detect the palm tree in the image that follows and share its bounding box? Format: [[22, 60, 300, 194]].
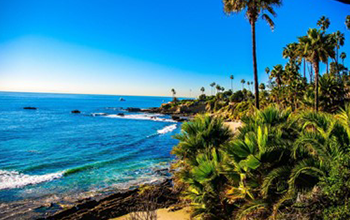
[[270, 64, 284, 105], [241, 79, 246, 90], [298, 29, 335, 111], [247, 81, 251, 91], [172, 115, 233, 219], [346, 15, 350, 30], [270, 64, 284, 88], [259, 83, 266, 91], [200, 87, 205, 95], [283, 42, 306, 76], [317, 16, 330, 31], [333, 31, 345, 69], [210, 82, 216, 95], [171, 88, 176, 99], [282, 42, 299, 61], [340, 52, 347, 65], [216, 84, 221, 94], [230, 75, 234, 91], [223, 0, 282, 110]]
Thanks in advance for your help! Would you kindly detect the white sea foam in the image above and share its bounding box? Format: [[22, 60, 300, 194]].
[[91, 113, 108, 117], [0, 170, 63, 190], [157, 124, 177, 134], [105, 114, 175, 122]]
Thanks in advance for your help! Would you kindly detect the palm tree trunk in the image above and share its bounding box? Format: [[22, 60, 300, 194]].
[[326, 60, 329, 74], [251, 21, 259, 109], [314, 61, 320, 111], [337, 46, 339, 75], [231, 80, 233, 91], [303, 59, 306, 79]]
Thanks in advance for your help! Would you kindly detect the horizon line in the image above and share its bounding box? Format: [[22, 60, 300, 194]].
[[0, 90, 193, 99]]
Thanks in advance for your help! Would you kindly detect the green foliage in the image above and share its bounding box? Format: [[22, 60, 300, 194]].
[[173, 105, 350, 219], [320, 155, 350, 220]]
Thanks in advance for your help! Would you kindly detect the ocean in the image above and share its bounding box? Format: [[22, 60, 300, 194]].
[[0, 92, 180, 219]]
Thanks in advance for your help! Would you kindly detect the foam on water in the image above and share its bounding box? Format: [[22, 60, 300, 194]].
[[105, 114, 175, 122], [0, 170, 64, 190], [157, 124, 177, 134]]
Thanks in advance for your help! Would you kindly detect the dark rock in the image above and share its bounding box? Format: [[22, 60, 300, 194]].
[[42, 179, 179, 220], [71, 110, 81, 114], [171, 115, 188, 122], [23, 107, 37, 110], [126, 108, 141, 112], [117, 113, 125, 116], [171, 115, 180, 121]]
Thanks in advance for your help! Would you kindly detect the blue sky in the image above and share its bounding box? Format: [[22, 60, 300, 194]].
[[0, 0, 349, 97]]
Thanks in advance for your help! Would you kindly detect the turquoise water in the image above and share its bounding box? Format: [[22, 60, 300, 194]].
[[0, 92, 179, 206]]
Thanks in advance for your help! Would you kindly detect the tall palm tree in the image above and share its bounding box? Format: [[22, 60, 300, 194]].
[[298, 29, 335, 111], [223, 0, 282, 110], [216, 84, 221, 94], [270, 64, 284, 88], [200, 87, 205, 95], [230, 75, 234, 91], [171, 88, 176, 99], [317, 16, 330, 31], [340, 52, 347, 65], [333, 31, 345, 68], [247, 81, 251, 91], [270, 64, 284, 105], [283, 42, 306, 76], [241, 79, 246, 90], [210, 82, 216, 95]]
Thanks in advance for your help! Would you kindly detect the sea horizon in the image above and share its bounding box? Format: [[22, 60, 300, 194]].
[[0, 90, 192, 100]]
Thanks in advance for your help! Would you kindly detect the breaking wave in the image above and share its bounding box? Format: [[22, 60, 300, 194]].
[[105, 114, 175, 122], [0, 170, 63, 190], [157, 124, 177, 134]]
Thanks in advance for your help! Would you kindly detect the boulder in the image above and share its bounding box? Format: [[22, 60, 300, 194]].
[[117, 113, 125, 116], [23, 107, 37, 110], [71, 110, 81, 114]]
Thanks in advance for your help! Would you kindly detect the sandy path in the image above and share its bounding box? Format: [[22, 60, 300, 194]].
[[224, 121, 242, 133]]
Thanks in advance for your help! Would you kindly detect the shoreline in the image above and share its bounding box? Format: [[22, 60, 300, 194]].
[[0, 165, 174, 220]]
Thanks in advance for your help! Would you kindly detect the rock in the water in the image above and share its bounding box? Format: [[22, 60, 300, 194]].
[[23, 107, 37, 110], [171, 115, 188, 122], [71, 110, 81, 114], [117, 113, 125, 116], [126, 107, 141, 112], [171, 115, 180, 121]]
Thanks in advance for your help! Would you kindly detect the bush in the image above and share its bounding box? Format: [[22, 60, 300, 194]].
[[320, 155, 350, 220], [230, 90, 244, 102]]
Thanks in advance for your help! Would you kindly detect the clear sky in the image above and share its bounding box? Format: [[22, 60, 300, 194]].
[[0, 0, 349, 97]]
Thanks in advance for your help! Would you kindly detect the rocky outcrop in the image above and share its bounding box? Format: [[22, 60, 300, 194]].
[[126, 107, 141, 112], [143, 101, 206, 116], [42, 179, 179, 220]]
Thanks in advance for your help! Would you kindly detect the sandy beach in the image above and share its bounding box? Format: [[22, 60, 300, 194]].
[[112, 207, 191, 220]]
